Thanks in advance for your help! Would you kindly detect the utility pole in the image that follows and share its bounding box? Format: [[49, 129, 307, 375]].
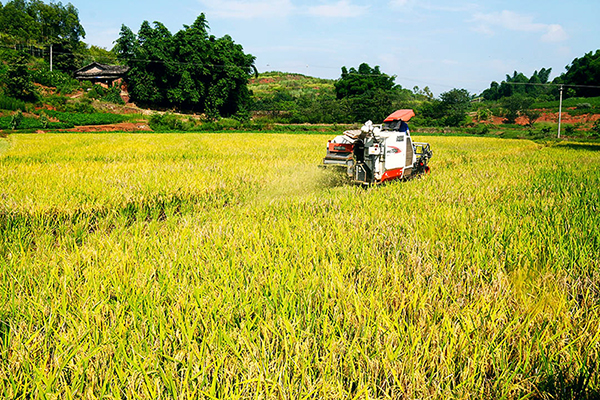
[[50, 44, 53, 72], [557, 85, 563, 138]]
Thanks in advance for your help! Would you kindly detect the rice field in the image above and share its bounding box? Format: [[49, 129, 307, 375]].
[[0, 133, 599, 399]]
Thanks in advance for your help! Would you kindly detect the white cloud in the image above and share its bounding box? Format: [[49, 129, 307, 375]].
[[307, 0, 370, 18], [471, 10, 568, 42], [541, 24, 568, 43], [197, 0, 295, 19]]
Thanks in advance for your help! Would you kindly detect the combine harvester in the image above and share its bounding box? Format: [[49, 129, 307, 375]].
[[322, 109, 432, 185]]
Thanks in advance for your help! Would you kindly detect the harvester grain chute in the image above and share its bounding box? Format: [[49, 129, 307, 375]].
[[322, 109, 432, 185]]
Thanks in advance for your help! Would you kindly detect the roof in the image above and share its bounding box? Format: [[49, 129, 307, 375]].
[[74, 62, 129, 79], [383, 109, 415, 123]]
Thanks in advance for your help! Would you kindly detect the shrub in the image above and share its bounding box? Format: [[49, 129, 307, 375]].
[[86, 85, 125, 105], [30, 68, 80, 93], [476, 108, 492, 122], [44, 95, 97, 113], [9, 110, 23, 129], [0, 114, 73, 130], [44, 110, 127, 126], [471, 124, 490, 135], [44, 95, 69, 110], [218, 118, 242, 130], [591, 120, 600, 138], [65, 99, 97, 114], [564, 125, 576, 136], [576, 103, 592, 110], [149, 113, 186, 131], [523, 109, 541, 127], [0, 94, 26, 111], [2, 52, 38, 101], [501, 96, 533, 124], [39, 111, 49, 129]]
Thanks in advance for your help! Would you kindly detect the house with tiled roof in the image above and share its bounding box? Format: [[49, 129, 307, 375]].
[[74, 62, 129, 88]]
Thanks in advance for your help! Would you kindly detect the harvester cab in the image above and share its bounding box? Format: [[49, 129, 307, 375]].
[[322, 109, 432, 185]]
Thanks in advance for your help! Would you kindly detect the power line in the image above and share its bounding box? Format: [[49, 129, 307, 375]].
[[505, 82, 600, 89]]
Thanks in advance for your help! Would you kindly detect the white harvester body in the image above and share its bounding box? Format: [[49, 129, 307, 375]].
[[322, 109, 432, 185]]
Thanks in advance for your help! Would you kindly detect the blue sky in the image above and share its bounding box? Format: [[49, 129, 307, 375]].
[[78, 0, 600, 96]]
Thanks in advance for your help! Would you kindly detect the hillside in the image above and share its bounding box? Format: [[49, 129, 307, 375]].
[[1, 58, 600, 139], [249, 71, 335, 98]]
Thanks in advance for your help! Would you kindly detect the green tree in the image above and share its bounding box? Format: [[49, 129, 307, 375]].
[[115, 14, 256, 117], [482, 68, 552, 100], [501, 95, 533, 124], [482, 81, 500, 101], [0, 0, 38, 44], [334, 63, 396, 99], [417, 99, 444, 126], [412, 86, 435, 101], [0, 0, 86, 71], [333, 63, 398, 122], [439, 88, 471, 126], [2, 52, 37, 101], [558, 50, 600, 97], [113, 24, 137, 63]]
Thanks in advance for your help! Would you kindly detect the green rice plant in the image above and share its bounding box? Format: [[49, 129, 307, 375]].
[[0, 133, 599, 398]]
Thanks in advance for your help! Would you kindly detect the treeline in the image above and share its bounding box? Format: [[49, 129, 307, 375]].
[[252, 49, 600, 127], [250, 65, 476, 126], [482, 50, 600, 101], [251, 64, 421, 124]]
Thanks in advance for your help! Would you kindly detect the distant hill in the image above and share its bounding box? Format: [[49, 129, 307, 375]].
[[248, 72, 335, 98]]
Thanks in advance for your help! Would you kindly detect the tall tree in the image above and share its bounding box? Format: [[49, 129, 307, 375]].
[[335, 63, 396, 99], [334, 63, 398, 122], [113, 24, 137, 63], [2, 52, 37, 101], [115, 14, 256, 117], [439, 88, 471, 126], [482, 68, 552, 100], [558, 50, 600, 97]]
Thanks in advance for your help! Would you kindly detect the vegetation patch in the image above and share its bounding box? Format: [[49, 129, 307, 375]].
[[43, 110, 128, 126]]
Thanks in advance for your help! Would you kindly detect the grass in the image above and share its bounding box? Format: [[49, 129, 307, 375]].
[[533, 95, 600, 111], [0, 133, 599, 398]]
